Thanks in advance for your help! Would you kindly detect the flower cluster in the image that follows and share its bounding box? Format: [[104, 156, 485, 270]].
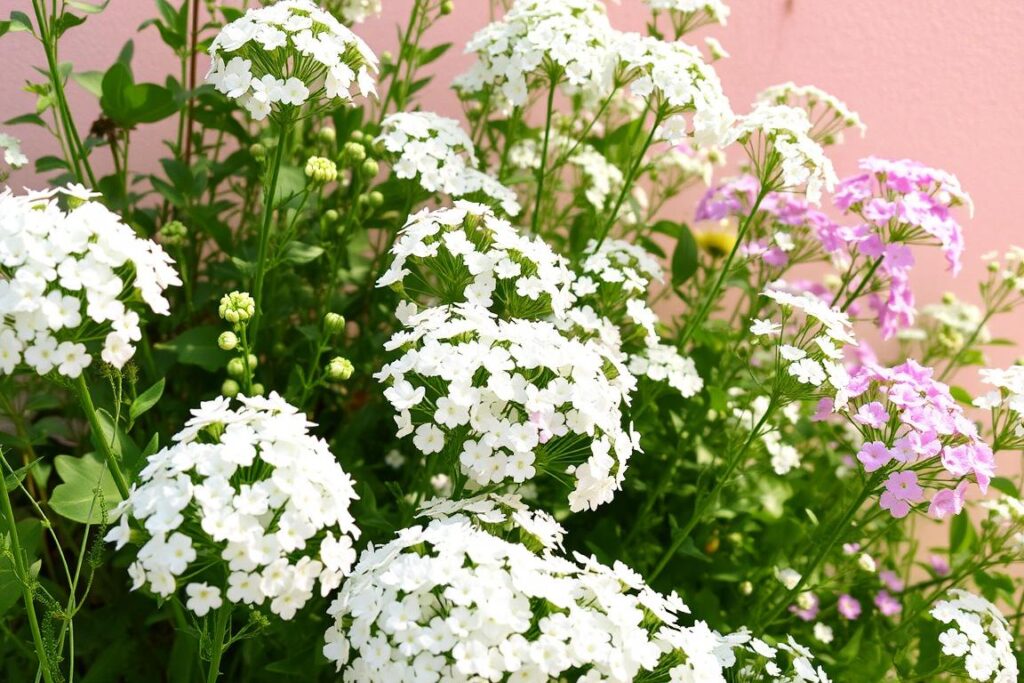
[[323, 507, 757, 682], [454, 0, 616, 111], [510, 134, 625, 211], [0, 186, 181, 377], [974, 364, 1024, 448], [376, 202, 575, 319], [615, 32, 734, 147], [755, 82, 866, 145], [206, 0, 378, 120], [375, 303, 638, 511], [832, 359, 995, 519], [105, 393, 360, 620], [930, 589, 1018, 682], [645, 0, 731, 27], [732, 103, 838, 205], [377, 111, 520, 215]]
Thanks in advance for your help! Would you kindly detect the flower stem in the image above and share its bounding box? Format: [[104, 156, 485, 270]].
[[249, 119, 291, 342], [205, 603, 231, 683], [74, 375, 131, 500], [0, 453, 56, 683], [530, 78, 558, 235]]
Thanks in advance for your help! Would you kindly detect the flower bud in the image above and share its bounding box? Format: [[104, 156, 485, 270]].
[[361, 158, 379, 177], [324, 312, 346, 334], [251, 383, 265, 396], [326, 356, 354, 381], [158, 220, 188, 247], [350, 130, 365, 142], [368, 191, 384, 208], [739, 581, 753, 595], [218, 291, 256, 326], [218, 331, 238, 351], [318, 127, 336, 144], [342, 141, 367, 162], [227, 357, 246, 378], [305, 156, 338, 184], [324, 209, 340, 223], [440, 0, 454, 14], [221, 378, 240, 397], [250, 143, 267, 161], [857, 553, 876, 573]]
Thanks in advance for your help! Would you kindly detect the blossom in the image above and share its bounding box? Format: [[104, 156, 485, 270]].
[[0, 132, 28, 170], [874, 591, 902, 617], [930, 589, 1018, 682], [837, 594, 861, 620], [331, 0, 381, 24], [206, 0, 378, 120], [511, 134, 624, 211], [105, 393, 360, 620], [644, 0, 730, 30], [755, 82, 865, 144], [0, 186, 181, 377]]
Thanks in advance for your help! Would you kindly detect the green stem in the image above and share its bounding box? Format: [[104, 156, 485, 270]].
[[205, 604, 231, 683], [74, 375, 131, 500], [530, 78, 558, 235], [678, 189, 768, 347], [0, 454, 56, 683], [249, 120, 290, 342]]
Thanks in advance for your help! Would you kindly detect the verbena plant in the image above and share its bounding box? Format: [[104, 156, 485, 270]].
[[0, 0, 1021, 681]]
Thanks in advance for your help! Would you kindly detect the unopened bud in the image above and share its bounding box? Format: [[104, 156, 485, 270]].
[[324, 312, 346, 334], [440, 0, 454, 14], [250, 143, 266, 161], [251, 382, 265, 396], [305, 156, 338, 184], [343, 141, 366, 162], [368, 191, 384, 208], [218, 331, 238, 351], [158, 220, 188, 247], [324, 209, 340, 223], [318, 127, 336, 144], [361, 158, 379, 177], [218, 291, 255, 326], [326, 356, 354, 381], [221, 379, 240, 397]]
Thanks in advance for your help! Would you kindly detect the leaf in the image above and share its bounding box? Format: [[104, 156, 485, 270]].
[[130, 378, 165, 421], [4, 113, 46, 127], [100, 61, 177, 127], [4, 460, 39, 492], [35, 155, 69, 173], [8, 11, 33, 33], [670, 222, 699, 286], [989, 476, 1019, 497], [155, 325, 228, 372], [949, 512, 977, 555], [279, 241, 324, 265], [67, 0, 110, 13], [949, 385, 973, 406], [0, 519, 43, 616], [272, 165, 305, 208], [55, 12, 86, 36], [71, 70, 105, 98], [49, 453, 124, 524]]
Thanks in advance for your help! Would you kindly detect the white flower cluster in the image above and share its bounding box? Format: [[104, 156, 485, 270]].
[[0, 186, 181, 377], [323, 509, 740, 681], [377, 112, 520, 215], [645, 0, 731, 26], [0, 132, 28, 170], [417, 492, 567, 551], [732, 103, 838, 205], [510, 134, 624, 210], [454, 0, 616, 111], [376, 202, 575, 318], [206, 0, 377, 121], [755, 82, 866, 144], [930, 589, 1018, 682], [750, 287, 856, 406], [105, 393, 360, 620], [330, 0, 381, 24], [974, 364, 1024, 438], [724, 634, 832, 683], [629, 342, 704, 397], [615, 32, 734, 147], [375, 304, 638, 512]]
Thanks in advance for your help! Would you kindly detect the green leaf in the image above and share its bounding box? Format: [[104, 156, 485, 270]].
[[49, 453, 124, 524], [4, 460, 39, 492], [100, 61, 177, 127], [67, 0, 110, 13], [71, 70, 105, 98], [4, 113, 46, 127], [9, 11, 33, 33], [670, 222, 699, 286], [35, 155, 69, 173], [949, 512, 977, 555], [0, 519, 42, 616], [130, 378, 165, 421], [155, 325, 229, 372], [55, 12, 86, 36], [279, 241, 324, 265], [989, 476, 1019, 497], [949, 385, 973, 406], [272, 165, 305, 208], [0, 21, 10, 38]]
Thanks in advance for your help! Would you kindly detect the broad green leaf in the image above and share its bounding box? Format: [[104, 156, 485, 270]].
[[155, 325, 229, 372], [949, 385, 973, 405], [670, 223, 699, 286], [71, 70, 105, 98], [4, 113, 46, 127], [67, 0, 110, 13], [279, 241, 324, 265], [272, 165, 305, 208], [9, 11, 33, 33], [989, 476, 1019, 497], [49, 453, 124, 524], [100, 61, 177, 127], [130, 378, 165, 421]]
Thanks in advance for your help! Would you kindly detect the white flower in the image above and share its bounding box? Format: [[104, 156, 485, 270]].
[[930, 590, 1018, 683], [644, 0, 730, 28], [750, 318, 781, 336], [0, 132, 28, 170], [776, 567, 802, 590], [756, 81, 866, 144], [813, 622, 833, 644], [185, 582, 223, 617], [334, 0, 381, 24]]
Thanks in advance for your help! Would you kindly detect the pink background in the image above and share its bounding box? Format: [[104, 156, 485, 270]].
[[2, 0, 1023, 370]]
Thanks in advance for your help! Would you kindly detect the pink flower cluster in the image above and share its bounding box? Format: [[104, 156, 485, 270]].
[[821, 359, 994, 520]]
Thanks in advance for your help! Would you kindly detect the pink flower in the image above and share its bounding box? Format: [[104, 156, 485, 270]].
[[857, 441, 893, 472], [789, 594, 819, 622], [838, 594, 861, 620], [853, 401, 889, 429], [880, 490, 911, 518], [879, 570, 904, 593], [842, 543, 861, 555], [812, 398, 835, 422], [874, 590, 902, 617], [884, 470, 923, 502], [928, 481, 968, 519], [929, 554, 950, 576]]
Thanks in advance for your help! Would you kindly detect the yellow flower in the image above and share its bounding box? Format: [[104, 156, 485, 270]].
[[695, 223, 737, 259]]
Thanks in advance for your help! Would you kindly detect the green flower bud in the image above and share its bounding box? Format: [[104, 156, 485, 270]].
[[440, 0, 454, 15], [158, 220, 188, 247], [361, 158, 379, 177], [305, 156, 338, 184], [324, 209, 340, 223], [221, 378, 240, 397], [350, 130, 365, 142], [326, 356, 354, 381], [368, 191, 384, 208], [343, 141, 367, 162], [324, 312, 346, 334], [251, 383, 265, 396], [227, 357, 246, 378], [250, 143, 267, 161], [357, 194, 371, 208], [218, 291, 256, 326], [739, 581, 753, 596], [218, 331, 238, 351], [318, 127, 336, 144]]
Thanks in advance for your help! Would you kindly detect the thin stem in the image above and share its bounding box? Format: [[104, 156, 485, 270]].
[[73, 375, 131, 500], [530, 78, 558, 235], [182, 0, 201, 167], [0, 453, 56, 683], [678, 189, 769, 347], [249, 119, 291, 342], [205, 604, 231, 683]]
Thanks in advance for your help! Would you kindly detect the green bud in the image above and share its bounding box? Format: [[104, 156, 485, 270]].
[[158, 220, 188, 247], [227, 357, 246, 378], [221, 378, 240, 397], [324, 312, 346, 334], [941, 291, 956, 305], [343, 141, 367, 162], [305, 156, 338, 184], [318, 127, 337, 144], [324, 209, 340, 223], [218, 291, 256, 326], [246, 354, 258, 371], [218, 331, 238, 351], [988, 261, 1000, 273], [440, 0, 454, 14], [66, 195, 88, 210], [251, 383, 265, 396], [368, 191, 384, 208], [357, 194, 371, 208], [250, 143, 267, 161], [361, 158, 379, 177], [350, 130, 365, 142], [380, 51, 394, 65], [739, 581, 753, 596], [326, 356, 354, 381]]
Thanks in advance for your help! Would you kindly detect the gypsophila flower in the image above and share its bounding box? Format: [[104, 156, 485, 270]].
[[375, 304, 638, 511], [0, 132, 28, 171], [930, 589, 1018, 682], [377, 201, 575, 318], [0, 186, 181, 376], [377, 112, 520, 215], [324, 507, 765, 682], [732, 103, 837, 205], [105, 392, 360, 620], [755, 82, 865, 144], [327, 0, 382, 24], [206, 0, 378, 121]]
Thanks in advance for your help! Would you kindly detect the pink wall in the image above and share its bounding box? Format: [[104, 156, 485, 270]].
[[3, 0, 1023, 367]]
